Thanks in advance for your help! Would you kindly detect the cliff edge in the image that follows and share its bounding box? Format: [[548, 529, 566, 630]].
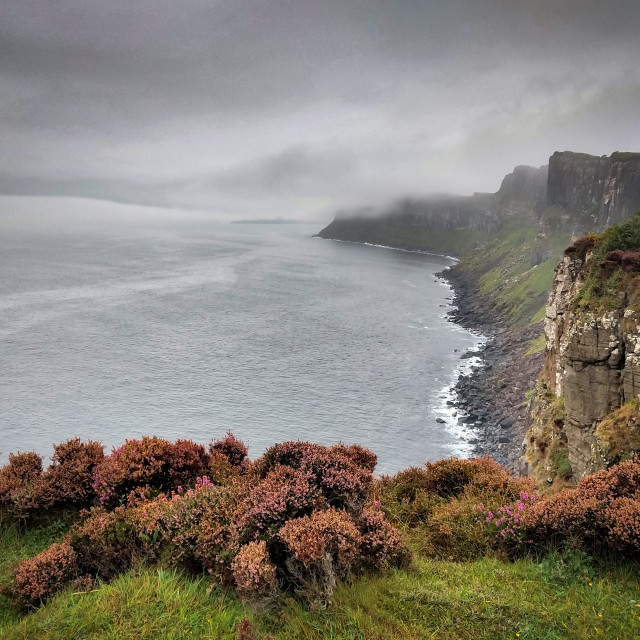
[[525, 215, 640, 487]]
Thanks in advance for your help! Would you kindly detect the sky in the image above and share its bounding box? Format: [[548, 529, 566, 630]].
[[2, 0, 640, 221]]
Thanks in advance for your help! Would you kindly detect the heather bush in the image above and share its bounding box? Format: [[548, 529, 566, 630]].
[[231, 540, 279, 606], [300, 448, 372, 513], [564, 234, 597, 260], [356, 508, 410, 571], [393, 458, 540, 559], [253, 441, 325, 478], [162, 479, 241, 581], [423, 457, 479, 498], [420, 493, 492, 559], [279, 508, 361, 608], [41, 439, 104, 508], [91, 437, 208, 508], [253, 441, 374, 516], [1, 438, 404, 612], [69, 507, 141, 578], [165, 439, 209, 486], [0, 452, 45, 519], [208, 450, 240, 485], [376, 467, 437, 526], [210, 432, 249, 469], [238, 465, 319, 541], [330, 443, 378, 473], [6, 541, 77, 609], [523, 459, 640, 556], [474, 491, 537, 552], [422, 456, 530, 500]]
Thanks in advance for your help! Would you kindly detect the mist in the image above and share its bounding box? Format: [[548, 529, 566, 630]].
[[2, 1, 640, 220]]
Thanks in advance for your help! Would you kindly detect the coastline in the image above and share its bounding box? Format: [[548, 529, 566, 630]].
[[317, 234, 542, 471], [439, 265, 543, 472]]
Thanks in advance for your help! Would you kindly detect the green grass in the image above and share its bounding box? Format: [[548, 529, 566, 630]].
[[0, 519, 72, 628], [318, 219, 491, 257], [456, 218, 571, 326], [1, 521, 639, 640], [524, 333, 546, 357]]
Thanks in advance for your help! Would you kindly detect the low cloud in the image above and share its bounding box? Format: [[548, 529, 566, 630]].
[[1, 1, 640, 219]]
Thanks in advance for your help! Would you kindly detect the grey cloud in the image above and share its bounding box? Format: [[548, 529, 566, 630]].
[[1, 1, 640, 219]]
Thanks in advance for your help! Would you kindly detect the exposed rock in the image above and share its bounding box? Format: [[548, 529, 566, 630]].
[[547, 151, 640, 233], [526, 245, 640, 480]]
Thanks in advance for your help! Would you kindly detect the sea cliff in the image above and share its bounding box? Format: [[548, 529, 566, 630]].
[[318, 151, 640, 472]]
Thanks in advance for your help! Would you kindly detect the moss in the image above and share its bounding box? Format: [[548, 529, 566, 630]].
[[525, 387, 569, 489], [549, 441, 572, 480], [594, 398, 640, 465]]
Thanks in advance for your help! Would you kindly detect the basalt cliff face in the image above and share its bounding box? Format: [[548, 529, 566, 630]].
[[547, 151, 640, 233], [317, 151, 640, 480], [525, 240, 640, 486], [316, 164, 548, 256], [319, 151, 640, 254]]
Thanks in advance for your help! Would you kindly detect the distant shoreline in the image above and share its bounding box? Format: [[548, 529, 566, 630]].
[[231, 218, 304, 224]]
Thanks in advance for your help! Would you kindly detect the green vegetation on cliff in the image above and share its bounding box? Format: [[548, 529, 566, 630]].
[[318, 218, 490, 257], [451, 217, 572, 325]]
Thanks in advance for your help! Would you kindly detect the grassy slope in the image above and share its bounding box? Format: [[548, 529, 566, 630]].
[[452, 218, 572, 327], [322, 216, 572, 328], [318, 219, 491, 257], [2, 523, 639, 640]]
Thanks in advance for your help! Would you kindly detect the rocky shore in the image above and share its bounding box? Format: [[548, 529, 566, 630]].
[[438, 266, 544, 471]]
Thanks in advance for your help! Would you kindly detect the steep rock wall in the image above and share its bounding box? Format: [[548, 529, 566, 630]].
[[527, 249, 640, 481], [317, 164, 548, 255], [547, 151, 640, 233]]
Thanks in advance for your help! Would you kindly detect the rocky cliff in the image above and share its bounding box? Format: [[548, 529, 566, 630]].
[[317, 164, 548, 256], [525, 227, 640, 486], [319, 151, 640, 253], [547, 151, 640, 233]]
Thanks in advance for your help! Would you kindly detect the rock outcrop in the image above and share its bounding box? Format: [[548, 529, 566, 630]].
[[547, 151, 640, 233], [319, 151, 640, 254], [526, 241, 640, 483], [317, 164, 548, 256]]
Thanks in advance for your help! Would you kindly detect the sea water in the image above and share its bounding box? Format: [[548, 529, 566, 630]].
[[0, 214, 482, 474]]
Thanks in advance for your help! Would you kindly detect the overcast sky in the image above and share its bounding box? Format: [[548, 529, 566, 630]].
[[2, 0, 640, 220]]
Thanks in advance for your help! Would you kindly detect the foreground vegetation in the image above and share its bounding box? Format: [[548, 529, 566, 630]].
[[1, 437, 639, 639]]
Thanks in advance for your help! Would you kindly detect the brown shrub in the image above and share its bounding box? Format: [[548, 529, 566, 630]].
[[604, 497, 640, 551], [621, 251, 640, 272], [162, 480, 241, 581], [238, 465, 320, 540], [70, 507, 141, 578], [523, 459, 640, 556], [165, 439, 209, 486], [279, 509, 361, 609], [8, 542, 77, 609], [231, 541, 278, 604], [210, 432, 249, 469], [92, 437, 208, 508], [423, 494, 492, 559], [330, 444, 377, 473], [208, 450, 239, 485], [42, 439, 104, 508], [0, 452, 45, 519], [253, 442, 324, 478], [376, 467, 437, 526], [356, 508, 410, 570], [564, 235, 596, 260], [279, 508, 361, 573]]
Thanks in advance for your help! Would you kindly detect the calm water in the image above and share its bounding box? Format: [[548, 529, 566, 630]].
[[0, 217, 482, 475]]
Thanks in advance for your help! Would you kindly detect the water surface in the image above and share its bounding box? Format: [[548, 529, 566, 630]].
[[0, 217, 482, 474]]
